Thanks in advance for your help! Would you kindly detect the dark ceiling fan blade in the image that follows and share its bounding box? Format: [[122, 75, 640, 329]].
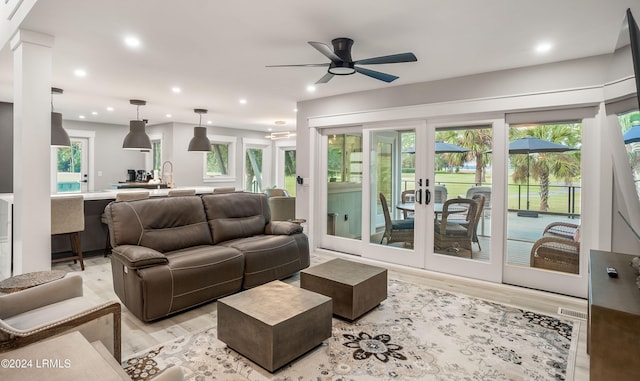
[[265, 63, 330, 67], [308, 41, 342, 62], [315, 72, 334, 84], [355, 66, 399, 83], [354, 52, 417, 65]]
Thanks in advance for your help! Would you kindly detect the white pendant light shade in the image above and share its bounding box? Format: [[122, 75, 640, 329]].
[[51, 111, 71, 147], [123, 99, 152, 150], [123, 120, 152, 150], [188, 108, 211, 152]]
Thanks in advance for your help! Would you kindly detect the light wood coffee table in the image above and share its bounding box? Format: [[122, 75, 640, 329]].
[[300, 258, 387, 320], [217, 280, 332, 372]]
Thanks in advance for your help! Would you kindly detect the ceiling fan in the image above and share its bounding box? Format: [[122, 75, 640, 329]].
[[267, 37, 417, 84]]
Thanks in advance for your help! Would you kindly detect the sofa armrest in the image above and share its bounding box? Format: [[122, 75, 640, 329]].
[[0, 301, 122, 362], [111, 245, 168, 269], [0, 275, 83, 319], [265, 221, 303, 235]]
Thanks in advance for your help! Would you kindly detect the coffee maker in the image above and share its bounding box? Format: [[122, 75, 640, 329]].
[[127, 169, 136, 182]]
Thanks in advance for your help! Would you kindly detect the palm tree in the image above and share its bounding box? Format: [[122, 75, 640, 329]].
[[509, 124, 581, 211], [438, 128, 493, 184]]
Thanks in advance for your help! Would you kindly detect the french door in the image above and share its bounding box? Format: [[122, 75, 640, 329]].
[[317, 115, 587, 296], [51, 137, 89, 193]]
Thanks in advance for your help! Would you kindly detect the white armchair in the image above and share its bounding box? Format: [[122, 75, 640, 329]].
[[0, 275, 121, 362]]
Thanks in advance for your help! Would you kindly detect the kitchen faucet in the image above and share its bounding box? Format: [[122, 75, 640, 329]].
[[162, 161, 174, 188]]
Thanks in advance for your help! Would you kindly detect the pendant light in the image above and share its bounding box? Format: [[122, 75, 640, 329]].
[[188, 108, 211, 151], [122, 99, 152, 150], [51, 87, 71, 147]]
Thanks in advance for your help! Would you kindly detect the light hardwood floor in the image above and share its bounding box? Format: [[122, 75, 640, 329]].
[[53, 251, 589, 380]]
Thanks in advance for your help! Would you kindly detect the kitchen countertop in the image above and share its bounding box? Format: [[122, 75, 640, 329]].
[[0, 186, 219, 204]]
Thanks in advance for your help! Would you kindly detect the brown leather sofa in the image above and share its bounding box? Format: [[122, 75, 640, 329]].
[[104, 192, 309, 322]]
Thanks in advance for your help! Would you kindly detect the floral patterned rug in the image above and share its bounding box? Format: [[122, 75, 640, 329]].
[[123, 279, 578, 381]]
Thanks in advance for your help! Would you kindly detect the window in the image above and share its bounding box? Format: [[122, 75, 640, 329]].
[[55, 141, 83, 192], [328, 133, 363, 183], [50, 129, 95, 193], [203, 135, 236, 182], [284, 149, 296, 196], [152, 140, 162, 173], [242, 138, 271, 192]]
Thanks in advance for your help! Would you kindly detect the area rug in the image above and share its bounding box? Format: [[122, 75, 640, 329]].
[[123, 279, 578, 381]]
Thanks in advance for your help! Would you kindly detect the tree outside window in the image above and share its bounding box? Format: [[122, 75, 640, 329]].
[[206, 143, 229, 176]]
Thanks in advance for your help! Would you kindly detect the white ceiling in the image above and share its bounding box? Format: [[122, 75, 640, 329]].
[[0, 0, 639, 133]]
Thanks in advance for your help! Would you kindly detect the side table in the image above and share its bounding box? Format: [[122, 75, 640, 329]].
[[0, 270, 66, 293]]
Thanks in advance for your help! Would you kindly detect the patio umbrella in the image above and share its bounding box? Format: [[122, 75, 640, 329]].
[[623, 114, 640, 144], [508, 136, 576, 216], [403, 141, 470, 154]]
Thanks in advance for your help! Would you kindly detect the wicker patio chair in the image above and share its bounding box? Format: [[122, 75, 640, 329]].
[[379, 192, 414, 247], [530, 236, 579, 274], [434, 197, 480, 257]]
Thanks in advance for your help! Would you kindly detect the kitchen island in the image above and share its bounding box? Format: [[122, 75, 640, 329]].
[[0, 187, 221, 277]]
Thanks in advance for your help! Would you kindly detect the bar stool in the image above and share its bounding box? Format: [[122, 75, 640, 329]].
[[102, 191, 150, 256], [212, 187, 236, 193], [168, 189, 196, 196], [51, 195, 85, 270]]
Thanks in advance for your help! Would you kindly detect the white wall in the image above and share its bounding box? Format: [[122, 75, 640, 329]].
[[62, 120, 145, 190], [148, 122, 270, 189], [295, 54, 624, 251]]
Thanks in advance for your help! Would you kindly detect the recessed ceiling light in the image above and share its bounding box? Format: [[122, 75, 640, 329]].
[[91, 111, 98, 115], [171, 87, 181, 93], [535, 42, 553, 54], [239, 99, 247, 104], [207, 120, 212, 125], [78, 115, 85, 119], [268, 128, 273, 132], [74, 68, 87, 77], [106, 106, 114, 111], [293, 108, 298, 112], [124, 36, 141, 48], [306, 85, 316, 93], [166, 114, 172, 118]]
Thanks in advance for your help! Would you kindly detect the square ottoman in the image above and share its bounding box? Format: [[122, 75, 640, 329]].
[[217, 280, 332, 372], [300, 258, 387, 320]]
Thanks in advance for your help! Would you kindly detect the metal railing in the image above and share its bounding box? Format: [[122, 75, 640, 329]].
[[402, 180, 581, 218]]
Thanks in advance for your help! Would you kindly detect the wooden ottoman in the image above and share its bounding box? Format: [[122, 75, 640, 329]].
[[301, 258, 387, 320], [217, 280, 332, 372]]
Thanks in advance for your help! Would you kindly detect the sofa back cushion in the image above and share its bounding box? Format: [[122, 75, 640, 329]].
[[202, 193, 270, 244], [105, 196, 212, 252]]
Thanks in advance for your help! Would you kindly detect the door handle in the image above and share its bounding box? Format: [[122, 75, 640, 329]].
[[425, 189, 431, 205], [416, 189, 422, 205]]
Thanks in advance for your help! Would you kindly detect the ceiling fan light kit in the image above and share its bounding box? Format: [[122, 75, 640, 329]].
[[267, 37, 417, 84], [188, 108, 211, 152], [122, 99, 152, 150]]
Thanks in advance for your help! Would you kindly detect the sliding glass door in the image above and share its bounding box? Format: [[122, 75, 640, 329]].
[[316, 114, 591, 292]]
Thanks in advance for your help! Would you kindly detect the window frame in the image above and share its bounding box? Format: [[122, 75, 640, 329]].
[[202, 135, 237, 182], [242, 137, 272, 192]]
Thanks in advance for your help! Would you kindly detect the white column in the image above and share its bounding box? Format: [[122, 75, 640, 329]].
[[10, 29, 54, 274]]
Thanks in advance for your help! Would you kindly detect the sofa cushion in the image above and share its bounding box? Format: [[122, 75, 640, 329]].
[[202, 193, 270, 244], [106, 196, 212, 252], [219, 234, 309, 288], [134, 245, 245, 319]]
